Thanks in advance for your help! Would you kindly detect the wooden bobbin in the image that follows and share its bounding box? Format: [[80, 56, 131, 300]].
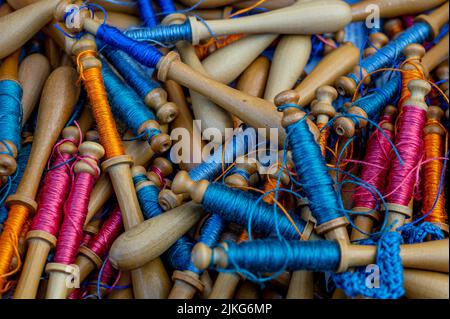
[[193, 238, 449, 275], [143, 86, 179, 125], [275, 90, 350, 243], [263, 0, 312, 102], [403, 269, 449, 299], [71, 37, 171, 299], [185, 0, 352, 45], [384, 18, 403, 39], [224, 156, 260, 189], [5, 66, 79, 297], [435, 61, 449, 99], [385, 79, 431, 231], [311, 85, 338, 126], [108, 271, 134, 299], [421, 33, 449, 76], [164, 79, 203, 171], [0, 49, 21, 177], [90, 0, 137, 15], [96, 11, 141, 30], [109, 201, 206, 271], [14, 126, 80, 299], [336, 1, 449, 96], [45, 37, 61, 70], [146, 157, 173, 187], [18, 53, 51, 126], [350, 0, 447, 21], [350, 105, 397, 242], [297, 42, 360, 107], [235, 0, 295, 10], [423, 106, 448, 233], [44, 141, 104, 299], [178, 0, 240, 8], [85, 132, 154, 226], [363, 31, 389, 58], [164, 13, 233, 140]]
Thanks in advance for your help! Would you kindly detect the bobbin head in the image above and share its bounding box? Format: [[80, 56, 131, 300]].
[[380, 105, 398, 131], [363, 32, 389, 57], [402, 44, 426, 74], [137, 120, 172, 154], [71, 37, 101, 70], [59, 126, 81, 154], [171, 171, 209, 204], [224, 156, 259, 188], [424, 106, 446, 136], [144, 87, 179, 124], [384, 18, 403, 39], [0, 141, 17, 176], [333, 105, 368, 138], [147, 157, 173, 187], [312, 86, 338, 120], [404, 79, 431, 110], [131, 165, 147, 178], [191, 242, 228, 271], [335, 65, 370, 97], [158, 189, 186, 211], [74, 141, 105, 175], [85, 130, 100, 142]]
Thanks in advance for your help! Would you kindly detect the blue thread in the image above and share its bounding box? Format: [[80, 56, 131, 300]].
[[124, 21, 193, 44], [202, 183, 305, 239], [0, 142, 31, 224], [137, 0, 158, 27], [225, 167, 251, 184], [346, 22, 431, 86], [219, 239, 340, 273], [401, 222, 444, 244], [0, 80, 23, 154], [165, 235, 198, 272], [282, 111, 343, 226], [156, 0, 176, 16], [101, 60, 162, 143], [96, 24, 163, 68], [99, 42, 159, 98], [198, 214, 226, 247], [134, 174, 163, 219], [333, 232, 404, 299], [188, 129, 252, 181]]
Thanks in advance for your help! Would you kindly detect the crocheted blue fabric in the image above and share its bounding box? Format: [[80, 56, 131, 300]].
[[333, 232, 404, 299], [401, 222, 444, 244]]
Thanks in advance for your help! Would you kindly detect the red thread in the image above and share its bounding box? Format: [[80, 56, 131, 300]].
[[100, 259, 118, 285], [385, 106, 427, 206], [87, 206, 123, 258], [54, 172, 96, 265], [352, 115, 394, 209], [30, 152, 73, 236]]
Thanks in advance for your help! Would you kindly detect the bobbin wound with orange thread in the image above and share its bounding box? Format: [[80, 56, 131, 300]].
[[0, 65, 80, 295], [14, 126, 80, 299], [70, 36, 171, 299], [422, 106, 448, 233]]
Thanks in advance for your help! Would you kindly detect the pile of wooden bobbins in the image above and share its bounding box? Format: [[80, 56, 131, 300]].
[[0, 0, 448, 300]]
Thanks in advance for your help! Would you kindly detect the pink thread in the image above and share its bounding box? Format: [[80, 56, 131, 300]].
[[54, 172, 96, 265], [87, 206, 123, 258], [68, 288, 84, 299], [81, 232, 94, 246], [150, 166, 166, 189], [385, 106, 427, 206], [30, 152, 73, 236], [352, 117, 395, 209], [100, 259, 117, 285], [402, 15, 414, 28]]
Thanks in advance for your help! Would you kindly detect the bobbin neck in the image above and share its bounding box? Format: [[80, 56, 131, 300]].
[[171, 171, 210, 204]]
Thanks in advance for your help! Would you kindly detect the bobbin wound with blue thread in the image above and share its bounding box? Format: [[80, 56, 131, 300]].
[[99, 44, 179, 124], [101, 60, 172, 154], [0, 49, 23, 178], [274, 90, 349, 243], [335, 2, 449, 96]]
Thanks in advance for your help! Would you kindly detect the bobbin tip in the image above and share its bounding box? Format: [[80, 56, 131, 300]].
[[158, 189, 184, 210], [85, 130, 100, 142], [0, 154, 17, 177], [172, 171, 209, 203], [151, 157, 173, 177], [335, 76, 357, 96], [150, 132, 172, 154], [156, 102, 179, 124], [224, 175, 248, 189], [333, 117, 355, 138], [191, 243, 212, 271], [131, 165, 147, 178]]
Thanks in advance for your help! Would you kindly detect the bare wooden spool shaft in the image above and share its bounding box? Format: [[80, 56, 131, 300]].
[[178, 0, 243, 9], [108, 271, 134, 299], [350, 0, 447, 21], [403, 269, 449, 299], [165, 14, 233, 140], [90, 0, 138, 15], [72, 38, 170, 299], [10, 66, 80, 298], [18, 53, 51, 126], [422, 33, 449, 75], [263, 0, 313, 102], [185, 0, 352, 45], [44, 37, 61, 70], [109, 201, 206, 271], [84, 132, 154, 226], [235, 0, 296, 10], [164, 80, 203, 171]]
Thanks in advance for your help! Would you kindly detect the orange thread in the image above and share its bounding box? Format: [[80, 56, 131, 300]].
[[228, 0, 266, 18], [399, 59, 425, 107], [422, 121, 447, 225], [195, 34, 245, 60], [0, 205, 30, 291], [317, 122, 330, 158], [77, 50, 124, 159]]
